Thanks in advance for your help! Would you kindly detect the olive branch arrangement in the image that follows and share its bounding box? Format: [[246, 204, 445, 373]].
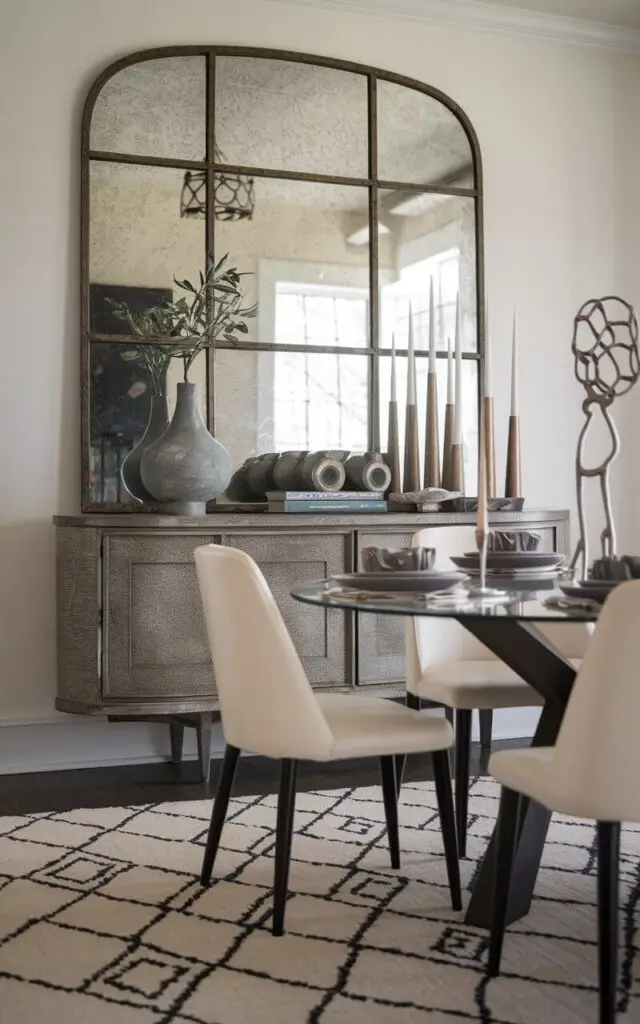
[[108, 255, 257, 395]]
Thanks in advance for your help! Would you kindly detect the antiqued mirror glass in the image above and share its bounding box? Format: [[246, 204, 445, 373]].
[[215, 57, 368, 177], [377, 192, 477, 352], [89, 161, 206, 332], [214, 350, 370, 475], [83, 46, 481, 509], [90, 56, 206, 161], [88, 343, 207, 505], [376, 78, 474, 188], [214, 179, 372, 345]]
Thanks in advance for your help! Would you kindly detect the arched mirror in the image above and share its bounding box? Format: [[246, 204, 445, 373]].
[[82, 47, 482, 510]]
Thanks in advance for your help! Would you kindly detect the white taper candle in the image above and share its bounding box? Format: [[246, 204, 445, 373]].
[[407, 304, 416, 406], [477, 403, 488, 533], [510, 310, 518, 417], [447, 336, 453, 404], [484, 294, 491, 398], [390, 333, 397, 403], [428, 276, 436, 374], [453, 296, 462, 445]]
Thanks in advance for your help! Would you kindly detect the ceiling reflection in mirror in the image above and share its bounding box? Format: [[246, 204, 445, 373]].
[[215, 57, 368, 177], [377, 78, 474, 188], [83, 47, 481, 508]]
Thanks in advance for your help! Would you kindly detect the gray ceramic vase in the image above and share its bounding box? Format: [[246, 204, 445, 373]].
[[140, 382, 232, 514], [121, 394, 169, 503]]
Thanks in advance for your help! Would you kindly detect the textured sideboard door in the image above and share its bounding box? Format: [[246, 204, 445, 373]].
[[221, 531, 353, 687], [102, 533, 219, 700]]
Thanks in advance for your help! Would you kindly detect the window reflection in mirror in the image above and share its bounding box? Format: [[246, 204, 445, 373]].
[[377, 193, 477, 353], [214, 179, 372, 345], [213, 350, 369, 492]]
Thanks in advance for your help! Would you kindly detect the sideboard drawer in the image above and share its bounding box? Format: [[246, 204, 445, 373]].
[[221, 531, 352, 687], [102, 533, 219, 701]]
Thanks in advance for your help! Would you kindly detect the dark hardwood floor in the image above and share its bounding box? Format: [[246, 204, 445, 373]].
[[0, 740, 523, 816]]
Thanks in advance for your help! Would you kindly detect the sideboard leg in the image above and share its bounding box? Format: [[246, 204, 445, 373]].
[[169, 722, 185, 763], [196, 712, 213, 784]]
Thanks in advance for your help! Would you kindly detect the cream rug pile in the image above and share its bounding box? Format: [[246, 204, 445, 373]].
[[0, 778, 638, 1023]]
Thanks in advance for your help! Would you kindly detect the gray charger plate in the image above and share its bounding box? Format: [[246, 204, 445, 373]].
[[453, 552, 565, 571], [332, 571, 468, 592], [559, 580, 620, 603]]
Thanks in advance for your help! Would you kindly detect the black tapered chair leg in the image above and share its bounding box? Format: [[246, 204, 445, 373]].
[[487, 785, 521, 976], [200, 744, 241, 886], [395, 693, 421, 797], [479, 709, 493, 754], [454, 709, 472, 859], [380, 756, 401, 869], [272, 759, 298, 936], [597, 821, 620, 1024], [431, 749, 462, 911]]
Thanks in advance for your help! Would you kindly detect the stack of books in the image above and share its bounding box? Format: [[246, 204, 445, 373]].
[[266, 491, 387, 514]]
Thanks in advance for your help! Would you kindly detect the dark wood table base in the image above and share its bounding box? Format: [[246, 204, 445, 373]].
[[458, 618, 577, 928]]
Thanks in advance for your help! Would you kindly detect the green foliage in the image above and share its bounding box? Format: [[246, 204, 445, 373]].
[[107, 254, 257, 390]]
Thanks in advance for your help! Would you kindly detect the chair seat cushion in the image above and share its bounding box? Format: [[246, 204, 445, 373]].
[[316, 693, 453, 761], [412, 660, 583, 710], [489, 747, 584, 817]]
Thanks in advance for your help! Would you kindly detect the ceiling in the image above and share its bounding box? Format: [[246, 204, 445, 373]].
[[479, 0, 640, 28]]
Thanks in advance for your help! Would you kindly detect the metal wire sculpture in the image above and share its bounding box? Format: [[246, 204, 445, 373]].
[[570, 296, 640, 577]]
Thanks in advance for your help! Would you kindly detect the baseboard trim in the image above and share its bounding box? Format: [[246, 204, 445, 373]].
[[0, 708, 539, 775]]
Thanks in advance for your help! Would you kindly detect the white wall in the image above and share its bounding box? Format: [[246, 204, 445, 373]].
[[0, 0, 635, 771]]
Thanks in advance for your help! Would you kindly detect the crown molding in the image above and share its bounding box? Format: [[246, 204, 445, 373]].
[[276, 0, 640, 54]]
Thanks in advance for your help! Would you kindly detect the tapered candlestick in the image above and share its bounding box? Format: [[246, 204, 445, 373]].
[[385, 335, 401, 493], [403, 306, 420, 491]]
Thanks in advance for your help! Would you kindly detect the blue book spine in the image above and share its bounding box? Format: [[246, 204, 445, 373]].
[[266, 491, 372, 501], [271, 500, 387, 513]]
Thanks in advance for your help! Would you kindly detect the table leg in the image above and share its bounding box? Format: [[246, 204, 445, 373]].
[[457, 618, 577, 929]]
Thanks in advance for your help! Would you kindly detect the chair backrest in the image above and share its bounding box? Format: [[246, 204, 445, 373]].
[[410, 526, 494, 674], [194, 544, 333, 760], [553, 580, 640, 821], [407, 527, 592, 686]]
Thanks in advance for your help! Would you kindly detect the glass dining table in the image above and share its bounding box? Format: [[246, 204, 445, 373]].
[[290, 577, 600, 930]]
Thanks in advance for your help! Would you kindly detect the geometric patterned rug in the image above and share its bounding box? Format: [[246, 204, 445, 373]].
[[0, 777, 638, 1023]]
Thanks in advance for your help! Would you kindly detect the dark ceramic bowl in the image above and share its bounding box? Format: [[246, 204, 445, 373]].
[[361, 546, 436, 572], [488, 530, 542, 553], [591, 556, 640, 581]]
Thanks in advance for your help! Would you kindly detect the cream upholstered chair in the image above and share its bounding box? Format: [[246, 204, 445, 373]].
[[194, 543, 461, 936], [403, 525, 592, 856], [488, 580, 640, 1024]]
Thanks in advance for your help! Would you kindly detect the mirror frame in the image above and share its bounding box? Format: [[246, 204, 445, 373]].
[[81, 45, 484, 511]]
